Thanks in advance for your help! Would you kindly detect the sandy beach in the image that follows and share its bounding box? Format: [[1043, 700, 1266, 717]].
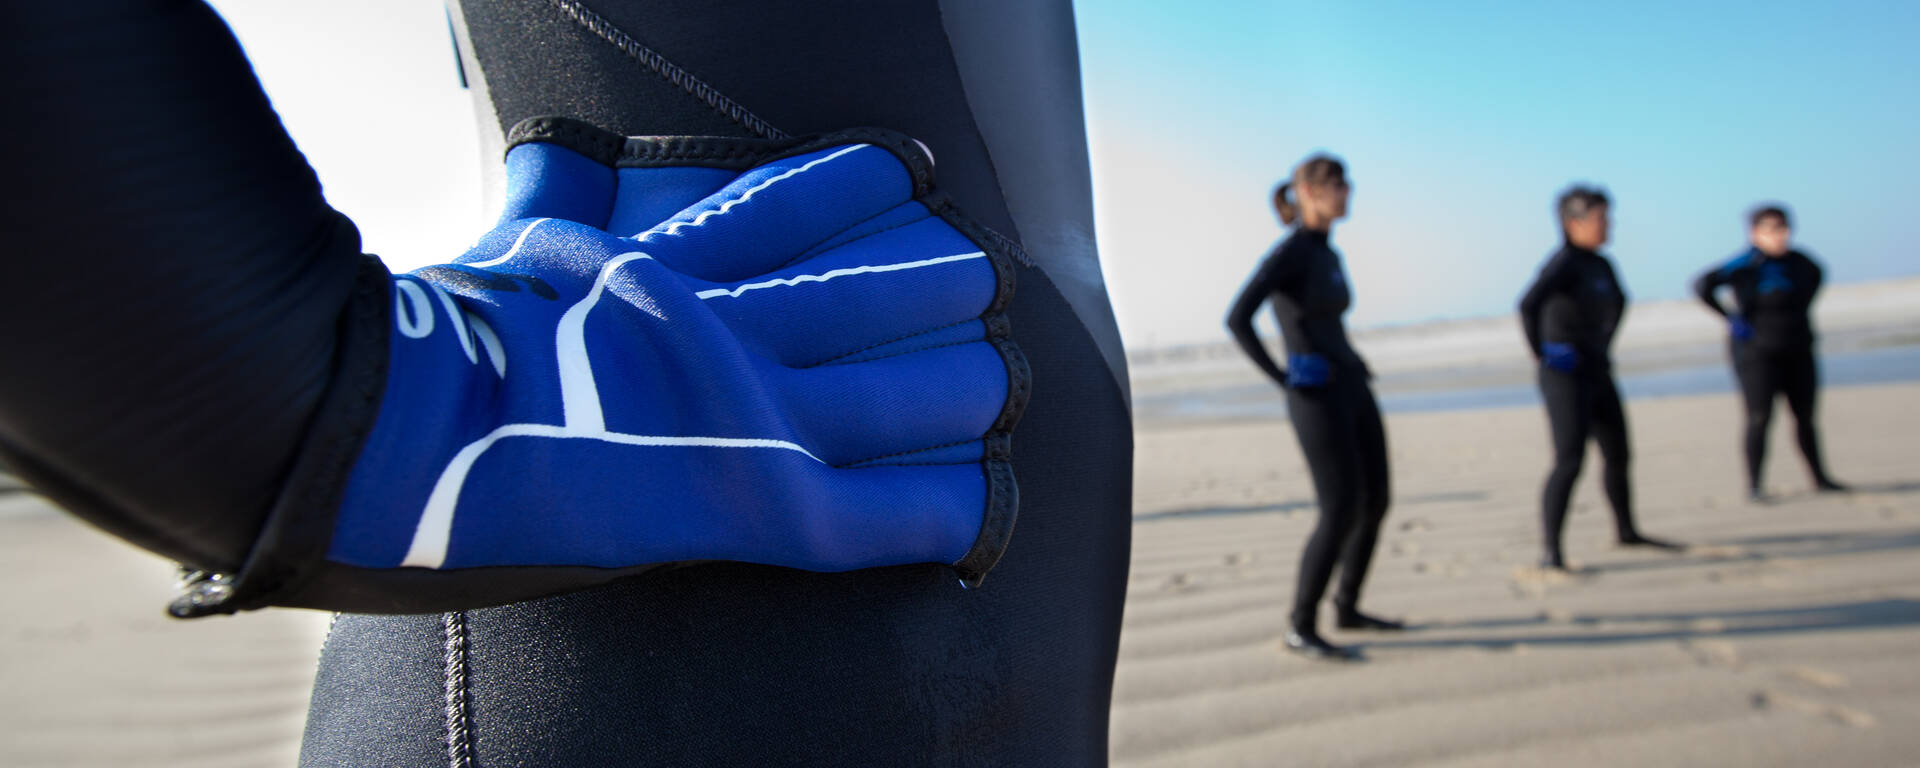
[[3, 298, 1917, 765], [1117, 382, 1920, 767]]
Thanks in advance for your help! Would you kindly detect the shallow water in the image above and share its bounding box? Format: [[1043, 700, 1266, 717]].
[[1141, 343, 1920, 424]]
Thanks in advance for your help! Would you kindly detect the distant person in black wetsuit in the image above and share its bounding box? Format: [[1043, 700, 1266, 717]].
[[1693, 204, 1846, 502], [1227, 154, 1400, 662], [1518, 185, 1681, 570]]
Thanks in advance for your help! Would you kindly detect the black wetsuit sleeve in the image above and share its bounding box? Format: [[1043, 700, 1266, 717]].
[[1693, 263, 1733, 318], [1801, 254, 1825, 310], [1517, 252, 1567, 359], [0, 1, 373, 573], [1226, 247, 1297, 387], [1602, 258, 1627, 338]]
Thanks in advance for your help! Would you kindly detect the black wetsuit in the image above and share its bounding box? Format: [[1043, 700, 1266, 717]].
[[2, 2, 1132, 765], [1693, 249, 1835, 491], [1226, 229, 1391, 633], [1518, 244, 1646, 561]]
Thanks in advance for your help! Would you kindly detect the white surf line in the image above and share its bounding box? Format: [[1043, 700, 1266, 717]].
[[632, 144, 872, 239], [696, 251, 985, 299], [400, 423, 821, 569], [466, 217, 551, 269]]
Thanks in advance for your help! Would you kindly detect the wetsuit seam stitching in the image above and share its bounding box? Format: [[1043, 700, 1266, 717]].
[[539, 0, 790, 140], [443, 611, 475, 768]]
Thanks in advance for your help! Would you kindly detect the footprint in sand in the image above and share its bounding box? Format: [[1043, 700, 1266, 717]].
[[1223, 552, 1253, 567], [1781, 666, 1850, 691], [1160, 572, 1200, 593], [1750, 689, 1877, 729], [1508, 564, 1585, 597], [1389, 541, 1422, 558], [1682, 638, 1743, 670], [1398, 518, 1434, 533]]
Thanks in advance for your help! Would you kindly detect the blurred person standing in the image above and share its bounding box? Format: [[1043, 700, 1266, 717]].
[[1227, 155, 1401, 662], [1519, 185, 1681, 570], [1693, 204, 1846, 501]]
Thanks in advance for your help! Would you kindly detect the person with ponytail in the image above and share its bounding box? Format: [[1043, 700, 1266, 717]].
[[1693, 204, 1846, 501], [1518, 185, 1681, 571], [1226, 155, 1399, 661]]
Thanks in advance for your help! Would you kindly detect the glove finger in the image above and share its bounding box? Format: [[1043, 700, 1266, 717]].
[[688, 214, 1000, 367], [774, 340, 1015, 468], [341, 435, 987, 572], [498, 142, 616, 226], [631, 142, 921, 282]]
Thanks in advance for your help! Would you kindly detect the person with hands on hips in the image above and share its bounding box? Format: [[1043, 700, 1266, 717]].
[[179, 119, 1030, 615], [1227, 154, 1400, 662], [1693, 203, 1845, 502], [1519, 185, 1682, 572]]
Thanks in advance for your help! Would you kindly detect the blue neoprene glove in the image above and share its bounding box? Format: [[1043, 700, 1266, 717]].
[[176, 119, 1027, 616], [1728, 317, 1755, 342], [1285, 353, 1332, 389], [1542, 342, 1580, 373]]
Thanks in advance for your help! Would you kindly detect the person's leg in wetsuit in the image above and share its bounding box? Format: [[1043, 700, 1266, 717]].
[[1779, 343, 1842, 491], [1588, 376, 1653, 544], [1538, 370, 1674, 569], [1330, 380, 1395, 630], [1285, 380, 1363, 657], [1734, 341, 1783, 498], [1284, 370, 1397, 659], [1537, 368, 1592, 568], [1736, 342, 1840, 499], [298, 2, 1133, 766]]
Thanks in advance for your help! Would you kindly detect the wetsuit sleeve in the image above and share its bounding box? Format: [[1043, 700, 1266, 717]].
[[0, 1, 373, 573], [1801, 253, 1825, 310], [1225, 247, 1297, 387], [1693, 261, 1734, 318], [1517, 253, 1567, 359]]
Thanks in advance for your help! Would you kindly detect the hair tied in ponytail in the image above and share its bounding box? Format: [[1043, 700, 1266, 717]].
[[1272, 182, 1298, 226]]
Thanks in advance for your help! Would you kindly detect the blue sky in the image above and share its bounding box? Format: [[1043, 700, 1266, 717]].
[[1078, 0, 1920, 346], [211, 1, 1919, 350]]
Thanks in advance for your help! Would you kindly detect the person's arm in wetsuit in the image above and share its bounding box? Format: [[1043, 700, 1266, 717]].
[[0, 1, 369, 575], [0, 1, 1026, 616], [1693, 253, 1742, 319], [1225, 244, 1302, 387], [1517, 250, 1570, 360], [1599, 256, 1628, 342], [1796, 251, 1825, 314]]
